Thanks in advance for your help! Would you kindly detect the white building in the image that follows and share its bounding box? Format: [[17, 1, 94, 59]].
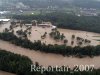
[[52, 26, 57, 29], [38, 22, 57, 28], [25, 24, 32, 26], [0, 19, 10, 22]]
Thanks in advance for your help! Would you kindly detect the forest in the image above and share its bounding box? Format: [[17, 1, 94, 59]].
[[0, 49, 33, 75], [12, 12, 100, 33], [0, 49, 100, 75], [0, 32, 100, 58]]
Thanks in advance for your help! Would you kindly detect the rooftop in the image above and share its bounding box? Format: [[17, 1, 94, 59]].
[[0, 19, 10, 22]]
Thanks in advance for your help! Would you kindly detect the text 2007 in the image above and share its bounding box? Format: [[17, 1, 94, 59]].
[[73, 65, 94, 72]]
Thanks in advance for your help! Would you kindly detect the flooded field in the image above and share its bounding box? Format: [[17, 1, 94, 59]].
[[21, 26, 100, 46], [0, 22, 100, 47], [0, 22, 100, 72]]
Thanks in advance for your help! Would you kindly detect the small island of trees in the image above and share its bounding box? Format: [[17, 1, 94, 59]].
[[0, 32, 100, 58]]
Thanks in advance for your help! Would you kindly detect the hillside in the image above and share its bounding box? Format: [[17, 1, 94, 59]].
[[0, 0, 100, 10]]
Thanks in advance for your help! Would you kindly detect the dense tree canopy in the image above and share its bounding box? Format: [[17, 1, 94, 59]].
[[0, 32, 100, 58], [12, 12, 100, 33], [0, 49, 100, 75], [0, 49, 33, 75]]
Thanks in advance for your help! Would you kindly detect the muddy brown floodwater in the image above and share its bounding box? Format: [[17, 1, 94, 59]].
[[0, 22, 100, 46], [0, 71, 15, 75], [0, 22, 100, 75], [28, 26, 100, 46], [0, 40, 100, 69]]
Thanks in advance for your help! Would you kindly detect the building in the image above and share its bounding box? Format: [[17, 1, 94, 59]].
[[0, 19, 10, 22], [24, 21, 57, 28], [38, 22, 54, 28], [52, 26, 57, 29], [25, 24, 32, 26]]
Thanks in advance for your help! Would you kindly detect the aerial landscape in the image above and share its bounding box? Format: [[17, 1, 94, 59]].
[[0, 0, 100, 75]]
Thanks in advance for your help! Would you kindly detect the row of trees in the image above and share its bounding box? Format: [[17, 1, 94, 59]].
[[0, 49, 33, 75], [49, 29, 91, 46], [0, 49, 100, 75], [4, 21, 32, 39], [12, 12, 100, 33], [71, 35, 91, 46], [0, 32, 100, 58]]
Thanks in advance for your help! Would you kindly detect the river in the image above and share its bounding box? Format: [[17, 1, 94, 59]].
[[0, 40, 100, 69], [0, 71, 15, 75]]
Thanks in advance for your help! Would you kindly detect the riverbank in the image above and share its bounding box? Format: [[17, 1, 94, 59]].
[[0, 40, 100, 69], [0, 71, 15, 75]]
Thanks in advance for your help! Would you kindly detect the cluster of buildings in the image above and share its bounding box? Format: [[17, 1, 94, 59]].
[[76, 8, 98, 16], [0, 19, 57, 29], [16, 20, 57, 29], [38, 22, 52, 27], [25, 20, 57, 29]]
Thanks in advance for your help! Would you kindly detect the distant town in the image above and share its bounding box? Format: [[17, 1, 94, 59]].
[[0, 0, 100, 75]]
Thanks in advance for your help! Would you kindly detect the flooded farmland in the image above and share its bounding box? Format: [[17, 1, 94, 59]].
[[1, 22, 100, 46], [0, 22, 100, 74]]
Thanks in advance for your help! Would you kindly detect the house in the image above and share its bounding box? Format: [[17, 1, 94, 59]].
[[38, 22, 53, 28], [25, 24, 32, 26], [0, 19, 10, 22], [0, 19, 10, 24], [52, 26, 57, 29]]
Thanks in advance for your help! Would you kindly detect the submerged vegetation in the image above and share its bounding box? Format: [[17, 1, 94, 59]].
[[12, 12, 100, 33], [49, 29, 65, 41], [0, 32, 100, 58]]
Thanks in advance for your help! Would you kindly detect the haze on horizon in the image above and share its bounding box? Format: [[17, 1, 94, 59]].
[[0, 0, 100, 10]]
